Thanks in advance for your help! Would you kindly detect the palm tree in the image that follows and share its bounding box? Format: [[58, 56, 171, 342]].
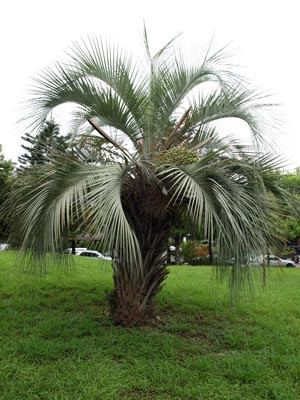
[[12, 32, 283, 326]]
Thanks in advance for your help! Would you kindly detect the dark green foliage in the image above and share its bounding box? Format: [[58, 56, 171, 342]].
[[0, 145, 14, 241], [280, 245, 296, 258], [271, 169, 300, 247], [280, 209, 300, 242], [181, 240, 195, 263], [280, 168, 300, 195], [18, 118, 70, 170], [181, 240, 211, 265]]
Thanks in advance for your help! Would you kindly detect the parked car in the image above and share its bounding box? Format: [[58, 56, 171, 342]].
[[0, 243, 9, 250], [102, 252, 113, 261], [64, 247, 87, 255], [266, 255, 296, 267], [251, 255, 296, 268], [76, 250, 112, 261]]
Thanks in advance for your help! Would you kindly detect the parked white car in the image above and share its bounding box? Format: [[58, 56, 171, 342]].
[[64, 247, 87, 255], [0, 243, 9, 250], [76, 250, 112, 261], [251, 255, 296, 268], [266, 255, 296, 267]]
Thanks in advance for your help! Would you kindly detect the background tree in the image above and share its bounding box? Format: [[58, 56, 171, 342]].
[[10, 33, 287, 326], [280, 168, 300, 195], [18, 118, 71, 170], [275, 169, 300, 253], [0, 145, 14, 241]]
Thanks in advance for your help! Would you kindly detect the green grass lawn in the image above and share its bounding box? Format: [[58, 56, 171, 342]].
[[0, 251, 300, 400]]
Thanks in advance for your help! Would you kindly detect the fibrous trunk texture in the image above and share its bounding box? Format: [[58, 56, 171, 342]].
[[110, 221, 170, 327], [110, 179, 172, 327], [110, 260, 167, 327]]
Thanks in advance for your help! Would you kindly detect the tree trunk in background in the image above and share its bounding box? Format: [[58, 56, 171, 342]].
[[263, 249, 270, 288], [71, 239, 76, 255], [208, 239, 213, 265], [167, 246, 171, 264], [175, 234, 180, 265]]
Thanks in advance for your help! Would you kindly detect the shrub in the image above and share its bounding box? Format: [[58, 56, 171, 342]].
[[181, 240, 210, 265]]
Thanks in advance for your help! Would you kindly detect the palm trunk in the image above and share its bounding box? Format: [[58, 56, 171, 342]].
[[109, 178, 174, 327], [109, 212, 171, 326], [110, 257, 168, 327]]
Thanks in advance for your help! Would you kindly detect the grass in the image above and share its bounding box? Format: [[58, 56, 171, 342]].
[[0, 251, 300, 399]]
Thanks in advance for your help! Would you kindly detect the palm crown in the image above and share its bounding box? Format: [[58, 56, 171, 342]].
[[11, 32, 284, 326]]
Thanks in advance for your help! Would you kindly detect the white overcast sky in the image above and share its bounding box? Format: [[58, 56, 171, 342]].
[[0, 0, 299, 169]]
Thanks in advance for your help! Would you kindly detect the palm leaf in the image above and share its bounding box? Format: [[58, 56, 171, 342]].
[[12, 157, 142, 270]]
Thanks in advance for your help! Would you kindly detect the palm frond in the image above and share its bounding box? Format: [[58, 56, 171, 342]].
[[11, 158, 142, 270], [159, 151, 283, 274]]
